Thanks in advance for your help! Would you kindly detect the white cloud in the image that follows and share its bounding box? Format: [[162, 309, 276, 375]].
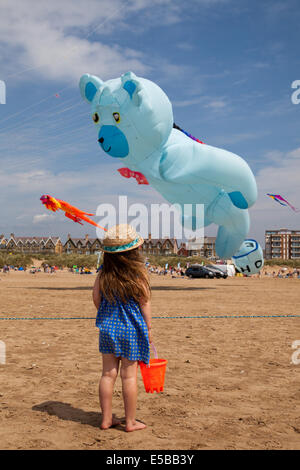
[[33, 214, 54, 224], [0, 0, 150, 81], [256, 147, 300, 194], [212, 131, 270, 146], [0, 152, 166, 236], [204, 99, 227, 109], [177, 42, 195, 51], [173, 97, 204, 108], [252, 62, 270, 69], [249, 146, 300, 245], [0, 0, 234, 82]]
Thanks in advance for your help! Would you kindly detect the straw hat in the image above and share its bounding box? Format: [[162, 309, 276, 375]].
[[100, 224, 144, 253]]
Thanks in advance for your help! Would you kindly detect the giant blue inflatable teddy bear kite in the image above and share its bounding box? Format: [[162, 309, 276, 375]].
[[79, 71, 257, 258]]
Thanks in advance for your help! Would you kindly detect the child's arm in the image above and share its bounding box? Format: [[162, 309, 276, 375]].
[[92, 272, 101, 310], [139, 299, 152, 343]]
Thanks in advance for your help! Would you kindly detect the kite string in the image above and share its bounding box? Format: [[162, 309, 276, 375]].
[[0, 314, 300, 320], [4, 3, 126, 81], [0, 1, 128, 128], [0, 83, 76, 127], [0, 97, 83, 136]]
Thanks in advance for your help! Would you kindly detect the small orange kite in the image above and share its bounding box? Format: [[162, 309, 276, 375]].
[[40, 195, 107, 231]]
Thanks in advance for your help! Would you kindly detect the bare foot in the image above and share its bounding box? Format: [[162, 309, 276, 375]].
[[100, 417, 121, 430], [125, 421, 147, 432]]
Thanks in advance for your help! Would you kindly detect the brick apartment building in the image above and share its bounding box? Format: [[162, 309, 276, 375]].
[[265, 229, 300, 259]]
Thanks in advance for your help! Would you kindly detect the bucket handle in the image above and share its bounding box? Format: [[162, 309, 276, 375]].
[[146, 343, 158, 368], [151, 342, 158, 359]]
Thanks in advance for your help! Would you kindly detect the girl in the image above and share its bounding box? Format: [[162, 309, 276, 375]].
[[92, 224, 152, 432]]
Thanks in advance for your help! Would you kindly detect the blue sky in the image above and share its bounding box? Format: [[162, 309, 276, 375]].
[[0, 0, 299, 247]]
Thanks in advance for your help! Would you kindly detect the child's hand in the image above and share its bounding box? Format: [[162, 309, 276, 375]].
[[148, 328, 153, 344]]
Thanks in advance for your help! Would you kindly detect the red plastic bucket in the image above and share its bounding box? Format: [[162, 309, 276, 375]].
[[139, 344, 167, 393]]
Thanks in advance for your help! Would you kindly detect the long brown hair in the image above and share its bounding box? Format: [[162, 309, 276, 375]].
[[99, 248, 150, 304]]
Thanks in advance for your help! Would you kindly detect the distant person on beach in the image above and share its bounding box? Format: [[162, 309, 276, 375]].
[[92, 224, 151, 433]]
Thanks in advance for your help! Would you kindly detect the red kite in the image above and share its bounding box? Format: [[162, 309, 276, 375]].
[[40, 195, 107, 231]]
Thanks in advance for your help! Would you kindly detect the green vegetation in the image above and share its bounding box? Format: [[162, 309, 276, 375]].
[[148, 255, 300, 269], [0, 252, 212, 270], [0, 253, 101, 269], [0, 253, 34, 269], [2, 250, 299, 271], [39, 253, 205, 269], [40, 254, 99, 269], [146, 254, 207, 268], [264, 258, 300, 268]]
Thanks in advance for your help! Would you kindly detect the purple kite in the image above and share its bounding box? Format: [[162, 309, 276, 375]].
[[267, 194, 300, 212]]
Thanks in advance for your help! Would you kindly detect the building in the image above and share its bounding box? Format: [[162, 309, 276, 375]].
[[0, 234, 63, 254], [201, 236, 216, 258], [181, 236, 216, 258], [0, 233, 105, 256], [141, 234, 179, 255], [177, 242, 189, 257], [0, 234, 7, 250], [63, 234, 102, 255], [0, 231, 216, 258], [265, 229, 300, 259]]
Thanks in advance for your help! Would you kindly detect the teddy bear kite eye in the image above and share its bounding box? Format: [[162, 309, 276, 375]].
[[113, 112, 120, 123], [92, 113, 99, 123]]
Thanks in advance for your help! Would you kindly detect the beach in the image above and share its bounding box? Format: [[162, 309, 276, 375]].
[[0, 269, 300, 450]]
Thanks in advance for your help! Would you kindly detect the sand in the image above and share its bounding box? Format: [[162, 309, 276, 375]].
[[0, 269, 300, 450]]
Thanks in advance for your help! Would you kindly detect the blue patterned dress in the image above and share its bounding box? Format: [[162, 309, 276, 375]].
[[96, 296, 150, 364]]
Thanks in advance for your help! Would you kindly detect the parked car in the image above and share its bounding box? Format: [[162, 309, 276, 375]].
[[205, 265, 228, 279], [185, 265, 215, 279]]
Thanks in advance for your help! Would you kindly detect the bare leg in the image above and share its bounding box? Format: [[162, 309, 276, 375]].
[[120, 357, 146, 432], [99, 354, 120, 429]]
